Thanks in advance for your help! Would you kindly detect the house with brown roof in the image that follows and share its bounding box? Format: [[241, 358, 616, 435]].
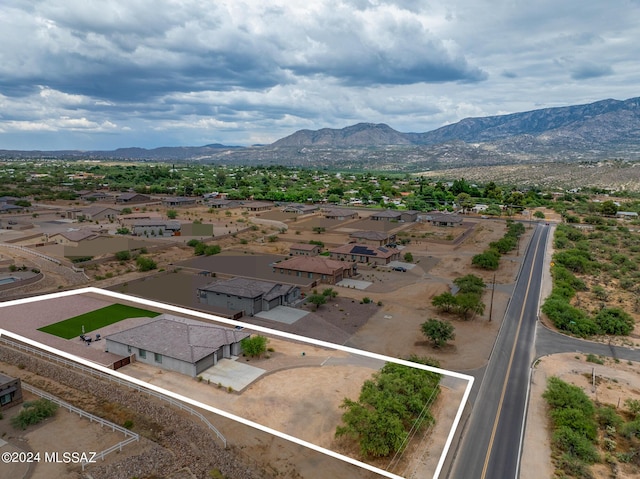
[[115, 193, 151, 204], [240, 201, 273, 212], [370, 210, 402, 222], [424, 212, 463, 227], [282, 204, 319, 215], [49, 230, 101, 246], [289, 243, 321, 256], [197, 277, 300, 316], [273, 256, 356, 285], [329, 243, 400, 265], [162, 196, 197, 207], [73, 205, 121, 221], [323, 209, 358, 220], [105, 314, 250, 377], [349, 230, 396, 246]]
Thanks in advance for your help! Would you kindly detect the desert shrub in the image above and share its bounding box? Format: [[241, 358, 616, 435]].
[[594, 308, 635, 335], [11, 399, 58, 430]]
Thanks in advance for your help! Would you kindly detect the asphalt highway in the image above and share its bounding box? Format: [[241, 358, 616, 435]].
[[449, 224, 549, 479]]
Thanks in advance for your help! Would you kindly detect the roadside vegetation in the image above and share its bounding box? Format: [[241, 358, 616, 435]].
[[472, 220, 526, 270], [431, 274, 486, 321], [11, 399, 58, 430], [544, 376, 640, 478], [543, 222, 639, 338], [335, 356, 441, 458]]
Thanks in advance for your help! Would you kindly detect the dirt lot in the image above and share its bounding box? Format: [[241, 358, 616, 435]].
[[522, 353, 640, 479], [0, 389, 139, 479]]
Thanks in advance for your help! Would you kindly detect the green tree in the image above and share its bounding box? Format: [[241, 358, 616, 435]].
[[308, 293, 327, 310], [431, 291, 457, 313], [322, 288, 338, 298], [421, 319, 455, 347], [600, 200, 618, 216], [403, 252, 413, 262], [533, 210, 545, 219], [455, 292, 485, 320], [456, 192, 474, 214], [121, 207, 132, 214], [241, 335, 268, 358], [472, 250, 500, 270], [167, 209, 178, 219], [116, 227, 130, 235], [453, 274, 486, 295], [136, 256, 157, 272]]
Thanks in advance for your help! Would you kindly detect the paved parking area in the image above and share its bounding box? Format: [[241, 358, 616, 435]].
[[254, 305, 310, 324], [199, 358, 265, 391], [386, 260, 417, 270], [336, 278, 373, 290]]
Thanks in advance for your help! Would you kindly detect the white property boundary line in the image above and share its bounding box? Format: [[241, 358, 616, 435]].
[[0, 287, 474, 479]]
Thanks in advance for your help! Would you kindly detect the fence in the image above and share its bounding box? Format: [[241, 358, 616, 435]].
[[0, 337, 227, 448], [21, 382, 139, 471], [0, 243, 61, 265]]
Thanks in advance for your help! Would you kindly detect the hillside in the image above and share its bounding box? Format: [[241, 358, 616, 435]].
[[2, 96, 640, 171]]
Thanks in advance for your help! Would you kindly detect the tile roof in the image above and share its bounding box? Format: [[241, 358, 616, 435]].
[[275, 256, 353, 275], [199, 277, 297, 300], [105, 314, 250, 364]]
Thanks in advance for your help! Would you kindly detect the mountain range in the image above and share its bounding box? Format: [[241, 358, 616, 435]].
[[2, 97, 640, 171]]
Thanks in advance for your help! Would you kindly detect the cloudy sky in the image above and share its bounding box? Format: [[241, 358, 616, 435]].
[[1, 0, 639, 150]]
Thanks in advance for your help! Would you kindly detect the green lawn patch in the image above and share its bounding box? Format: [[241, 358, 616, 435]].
[[38, 304, 160, 339]]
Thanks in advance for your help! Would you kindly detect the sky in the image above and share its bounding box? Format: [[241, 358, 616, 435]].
[[1, 0, 639, 150]]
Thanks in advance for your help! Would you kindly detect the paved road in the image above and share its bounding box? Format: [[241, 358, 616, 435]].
[[449, 224, 548, 479], [536, 326, 640, 363]]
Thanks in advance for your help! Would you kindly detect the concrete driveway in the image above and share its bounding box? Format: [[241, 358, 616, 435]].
[[336, 278, 372, 290], [255, 305, 310, 324], [199, 358, 266, 392]]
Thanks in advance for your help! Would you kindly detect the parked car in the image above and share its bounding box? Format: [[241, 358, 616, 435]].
[[392, 266, 407, 272]]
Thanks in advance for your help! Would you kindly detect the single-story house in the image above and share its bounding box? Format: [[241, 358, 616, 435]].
[[0, 373, 23, 411], [117, 212, 163, 224], [273, 256, 356, 285], [116, 193, 151, 204], [73, 205, 121, 221], [162, 196, 197, 207], [399, 210, 419, 222], [130, 219, 181, 236], [198, 277, 301, 316], [616, 211, 639, 220], [289, 243, 321, 256], [0, 196, 20, 205], [370, 210, 402, 222], [81, 191, 113, 201], [323, 209, 358, 220], [207, 199, 241, 209], [424, 212, 463, 227], [241, 201, 273, 212], [282, 204, 319, 215], [349, 231, 396, 246], [329, 243, 400, 265], [49, 230, 101, 246], [105, 314, 250, 377], [0, 204, 25, 213]]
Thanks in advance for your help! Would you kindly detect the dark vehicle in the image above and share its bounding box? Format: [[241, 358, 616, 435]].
[[392, 266, 407, 272]]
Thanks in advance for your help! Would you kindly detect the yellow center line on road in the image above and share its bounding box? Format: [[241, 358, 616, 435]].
[[480, 228, 543, 479]]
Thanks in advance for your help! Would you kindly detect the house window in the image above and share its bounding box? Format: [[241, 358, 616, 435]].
[[127, 345, 131, 353], [296, 271, 301, 277], [321, 274, 326, 280], [308, 272, 312, 278], [139, 348, 146, 359], [0, 392, 12, 405], [154, 353, 162, 363]]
